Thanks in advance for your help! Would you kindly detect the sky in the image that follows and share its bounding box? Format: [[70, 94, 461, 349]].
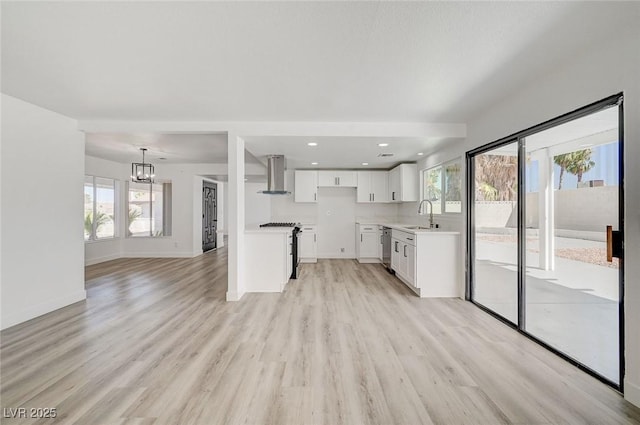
[[526, 142, 619, 192]]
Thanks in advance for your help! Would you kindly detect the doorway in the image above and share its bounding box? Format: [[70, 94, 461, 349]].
[[467, 94, 624, 389], [202, 181, 217, 252]]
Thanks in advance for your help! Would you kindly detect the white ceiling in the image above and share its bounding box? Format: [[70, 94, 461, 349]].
[[244, 135, 460, 170], [2, 2, 637, 123], [85, 133, 262, 165], [3, 2, 636, 171]]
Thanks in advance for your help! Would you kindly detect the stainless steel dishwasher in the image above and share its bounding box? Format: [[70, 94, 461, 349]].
[[382, 227, 392, 272]]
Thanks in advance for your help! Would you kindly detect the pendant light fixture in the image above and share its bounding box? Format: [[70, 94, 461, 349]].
[[131, 148, 155, 183]]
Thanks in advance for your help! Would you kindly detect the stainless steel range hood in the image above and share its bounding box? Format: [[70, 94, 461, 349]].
[[260, 155, 289, 195]]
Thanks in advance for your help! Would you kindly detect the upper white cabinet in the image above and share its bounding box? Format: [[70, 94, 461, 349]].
[[357, 171, 389, 203], [388, 164, 418, 202], [294, 170, 318, 203], [318, 170, 357, 187]]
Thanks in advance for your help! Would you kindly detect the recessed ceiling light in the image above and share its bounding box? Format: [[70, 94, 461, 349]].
[[311, 162, 318, 165], [417, 152, 424, 156], [362, 162, 369, 166], [307, 142, 317, 146], [378, 143, 389, 147]]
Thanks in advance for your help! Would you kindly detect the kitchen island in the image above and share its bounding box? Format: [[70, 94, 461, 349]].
[[244, 225, 294, 292]]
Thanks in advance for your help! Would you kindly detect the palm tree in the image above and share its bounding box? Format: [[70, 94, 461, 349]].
[[474, 154, 518, 201], [425, 168, 441, 201], [565, 149, 595, 187], [84, 211, 112, 237], [554, 153, 572, 190], [127, 208, 143, 236]]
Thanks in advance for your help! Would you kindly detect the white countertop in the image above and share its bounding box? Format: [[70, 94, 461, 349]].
[[356, 221, 460, 235], [245, 225, 295, 234]]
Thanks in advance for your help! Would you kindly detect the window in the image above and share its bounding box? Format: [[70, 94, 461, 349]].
[[127, 182, 172, 237], [84, 176, 116, 241], [444, 162, 462, 213], [421, 159, 462, 215], [423, 166, 443, 214]]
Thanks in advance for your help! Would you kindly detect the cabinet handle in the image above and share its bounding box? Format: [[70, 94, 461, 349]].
[[404, 245, 407, 257], [394, 241, 398, 252], [314, 193, 317, 201], [372, 193, 375, 202], [392, 191, 395, 200], [369, 193, 372, 201], [314, 234, 316, 242], [361, 234, 363, 242], [407, 238, 413, 241], [338, 177, 340, 185]]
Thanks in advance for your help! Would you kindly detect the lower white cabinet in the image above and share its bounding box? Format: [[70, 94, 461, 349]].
[[391, 230, 416, 287], [377, 226, 383, 261], [356, 224, 379, 263], [299, 225, 317, 263], [391, 228, 460, 297], [287, 233, 293, 278]]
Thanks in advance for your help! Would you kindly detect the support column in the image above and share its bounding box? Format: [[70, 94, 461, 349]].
[[227, 132, 245, 301], [538, 149, 555, 271]]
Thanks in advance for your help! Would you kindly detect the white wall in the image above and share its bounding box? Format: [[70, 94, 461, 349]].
[[1, 94, 86, 329], [244, 182, 272, 228], [415, 24, 640, 405], [271, 171, 399, 258]]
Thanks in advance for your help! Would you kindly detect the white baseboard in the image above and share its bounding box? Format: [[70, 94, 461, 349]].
[[85, 253, 120, 266], [122, 251, 195, 258], [226, 291, 245, 301], [318, 253, 356, 259], [1, 289, 87, 330], [357, 258, 381, 264], [300, 258, 318, 263], [625, 379, 640, 408]]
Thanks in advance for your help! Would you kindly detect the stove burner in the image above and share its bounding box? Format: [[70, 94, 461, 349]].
[[259, 222, 297, 227]]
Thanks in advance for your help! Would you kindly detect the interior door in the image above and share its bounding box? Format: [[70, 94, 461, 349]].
[[202, 181, 217, 252]]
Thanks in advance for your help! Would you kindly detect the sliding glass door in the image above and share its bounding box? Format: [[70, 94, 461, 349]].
[[523, 105, 621, 384], [470, 142, 519, 324], [468, 95, 624, 388]]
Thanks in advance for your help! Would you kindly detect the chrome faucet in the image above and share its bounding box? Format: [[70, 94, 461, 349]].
[[418, 199, 434, 228]]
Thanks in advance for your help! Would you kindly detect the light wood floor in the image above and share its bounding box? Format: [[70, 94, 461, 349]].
[[2, 246, 640, 425]]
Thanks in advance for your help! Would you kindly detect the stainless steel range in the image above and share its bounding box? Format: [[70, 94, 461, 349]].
[[259, 222, 301, 279]]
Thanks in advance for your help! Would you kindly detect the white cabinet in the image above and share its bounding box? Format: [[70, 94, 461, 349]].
[[318, 170, 357, 187], [391, 229, 416, 287], [295, 170, 318, 203], [356, 224, 379, 263], [391, 238, 400, 271], [388, 164, 418, 202], [391, 228, 460, 297], [287, 233, 293, 279], [357, 171, 389, 203], [377, 226, 383, 260], [298, 225, 317, 263]]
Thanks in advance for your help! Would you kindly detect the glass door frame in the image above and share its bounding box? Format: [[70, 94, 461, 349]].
[[465, 93, 625, 391]]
